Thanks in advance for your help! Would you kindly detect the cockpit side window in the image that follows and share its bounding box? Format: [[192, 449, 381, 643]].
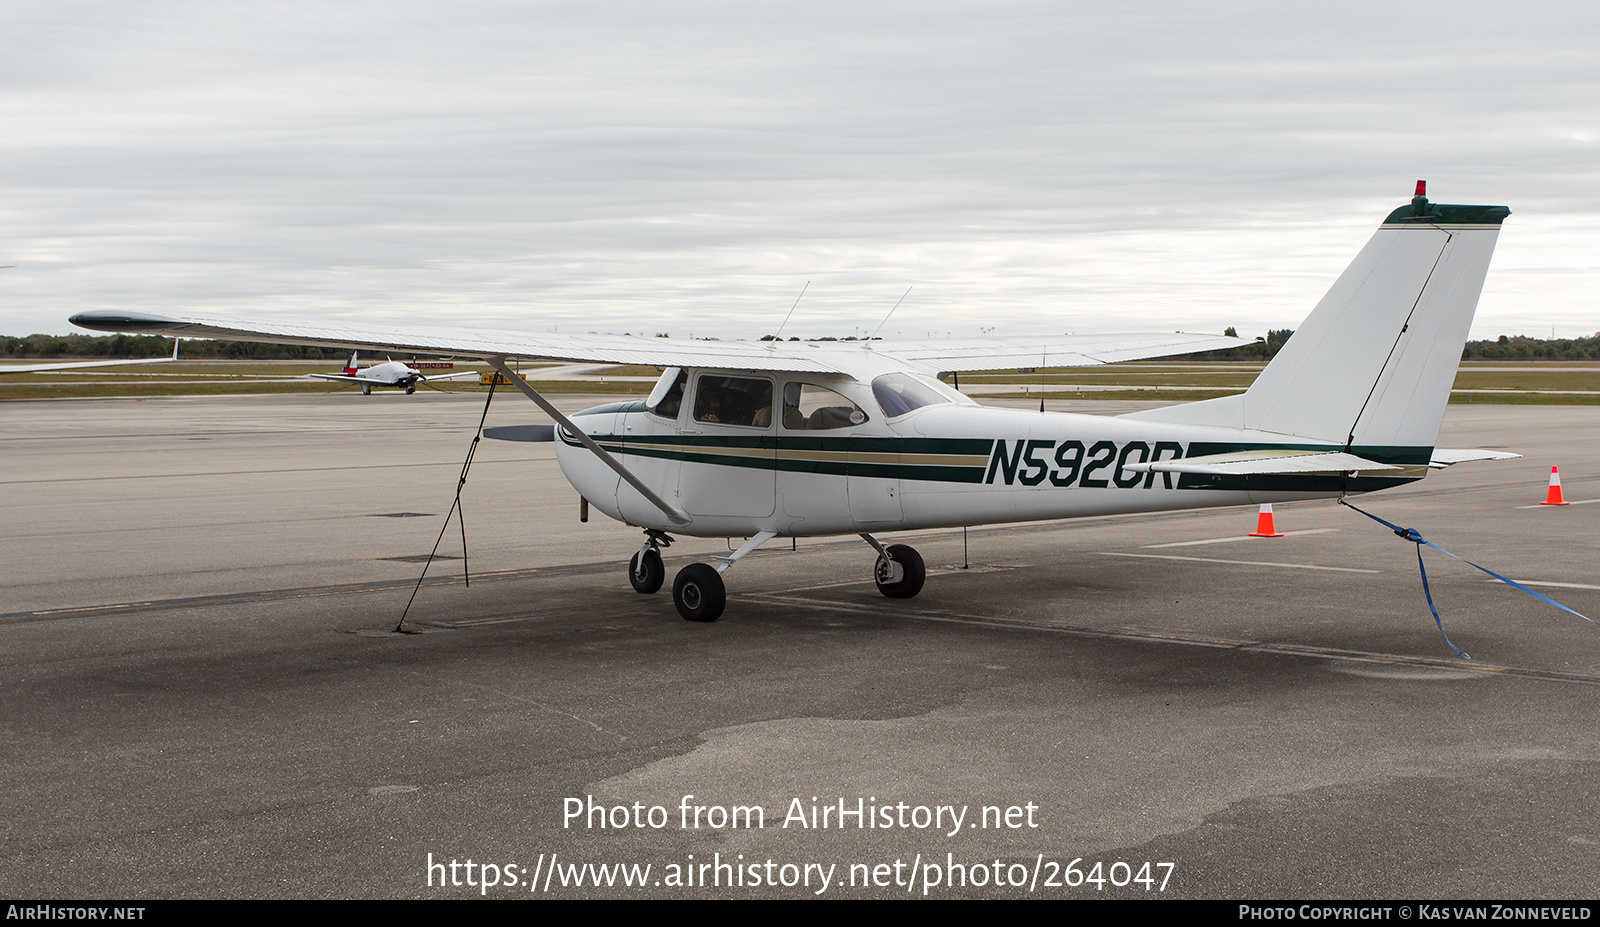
[[781, 382, 868, 430], [693, 375, 774, 428], [871, 372, 963, 418], [648, 368, 688, 420]]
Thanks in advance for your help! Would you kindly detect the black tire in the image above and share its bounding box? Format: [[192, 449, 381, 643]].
[[361, 384, 371, 395], [405, 383, 416, 394], [673, 563, 726, 622], [874, 544, 925, 599], [629, 549, 665, 594]]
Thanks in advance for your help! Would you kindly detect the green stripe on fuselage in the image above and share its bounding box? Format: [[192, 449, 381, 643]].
[[560, 432, 1432, 492], [1171, 441, 1431, 493], [560, 432, 994, 484]]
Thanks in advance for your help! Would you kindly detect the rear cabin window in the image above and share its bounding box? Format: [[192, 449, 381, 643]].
[[693, 376, 774, 428], [781, 382, 867, 430]]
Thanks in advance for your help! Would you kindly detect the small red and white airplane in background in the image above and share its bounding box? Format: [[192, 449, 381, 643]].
[[309, 352, 479, 394], [72, 183, 1518, 624]]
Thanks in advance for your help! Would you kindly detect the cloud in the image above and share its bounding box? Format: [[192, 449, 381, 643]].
[[4, 2, 1597, 340]]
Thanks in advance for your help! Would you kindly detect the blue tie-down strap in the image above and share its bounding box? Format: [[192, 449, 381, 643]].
[[1339, 498, 1590, 660]]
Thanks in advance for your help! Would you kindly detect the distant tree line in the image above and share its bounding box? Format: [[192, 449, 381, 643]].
[[1460, 333, 1600, 360], [1195, 329, 1600, 361], [3, 334, 357, 360], [1191, 328, 1296, 360]]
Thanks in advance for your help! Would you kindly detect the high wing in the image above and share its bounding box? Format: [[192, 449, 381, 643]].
[[1, 338, 180, 374], [69, 311, 1251, 373], [416, 370, 486, 382], [868, 333, 1255, 372]]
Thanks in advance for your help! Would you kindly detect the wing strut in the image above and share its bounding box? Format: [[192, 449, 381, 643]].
[[487, 358, 691, 528]]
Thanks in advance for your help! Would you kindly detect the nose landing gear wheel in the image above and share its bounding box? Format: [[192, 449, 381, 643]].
[[629, 548, 665, 594], [673, 563, 726, 622], [874, 544, 925, 599]]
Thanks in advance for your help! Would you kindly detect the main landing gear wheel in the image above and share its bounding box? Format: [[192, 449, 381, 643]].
[[629, 548, 664, 594], [673, 563, 726, 622], [874, 544, 925, 599], [361, 384, 372, 395]]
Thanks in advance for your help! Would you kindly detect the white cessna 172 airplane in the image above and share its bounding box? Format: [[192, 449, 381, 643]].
[[72, 184, 1514, 622], [309, 351, 478, 394]]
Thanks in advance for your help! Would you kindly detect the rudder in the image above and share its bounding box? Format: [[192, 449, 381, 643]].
[[1126, 185, 1509, 460]]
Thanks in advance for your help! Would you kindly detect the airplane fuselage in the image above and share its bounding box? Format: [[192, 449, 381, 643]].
[[556, 365, 1427, 539], [364, 360, 421, 385]]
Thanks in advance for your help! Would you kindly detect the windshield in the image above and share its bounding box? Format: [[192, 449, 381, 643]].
[[647, 368, 687, 419], [871, 373, 964, 418]]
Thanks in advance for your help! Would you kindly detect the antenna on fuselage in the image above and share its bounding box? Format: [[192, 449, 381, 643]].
[[772, 281, 809, 341], [870, 286, 913, 341]]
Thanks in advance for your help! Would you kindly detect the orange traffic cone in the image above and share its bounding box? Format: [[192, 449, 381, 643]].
[[1249, 503, 1285, 537], [1541, 465, 1571, 505]]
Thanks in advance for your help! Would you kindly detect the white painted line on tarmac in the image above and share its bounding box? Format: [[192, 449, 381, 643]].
[[1144, 528, 1339, 548], [1517, 498, 1599, 508], [1100, 551, 1379, 573]]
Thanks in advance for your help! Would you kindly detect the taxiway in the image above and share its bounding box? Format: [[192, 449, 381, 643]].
[[2, 394, 1596, 898]]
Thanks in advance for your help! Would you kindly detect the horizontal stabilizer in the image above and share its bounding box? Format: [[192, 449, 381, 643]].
[[1428, 448, 1521, 469], [1136, 449, 1405, 477]]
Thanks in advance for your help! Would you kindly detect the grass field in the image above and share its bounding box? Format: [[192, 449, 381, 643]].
[[956, 360, 1599, 404], [593, 364, 671, 377]]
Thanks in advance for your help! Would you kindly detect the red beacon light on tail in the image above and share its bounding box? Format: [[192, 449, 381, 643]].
[[1409, 180, 1431, 217]]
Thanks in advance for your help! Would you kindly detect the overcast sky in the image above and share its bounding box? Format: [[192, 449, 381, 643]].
[[3, 1, 1596, 341]]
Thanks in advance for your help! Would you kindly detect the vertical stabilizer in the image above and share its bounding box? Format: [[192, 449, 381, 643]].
[[1126, 188, 1508, 460]]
